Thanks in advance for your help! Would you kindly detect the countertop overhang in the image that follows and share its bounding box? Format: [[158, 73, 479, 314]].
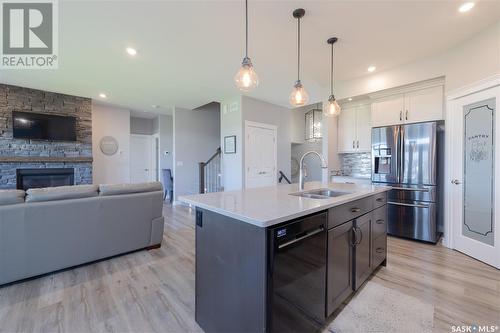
[[179, 181, 390, 227]]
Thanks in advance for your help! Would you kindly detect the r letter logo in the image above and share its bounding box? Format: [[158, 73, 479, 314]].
[[1, 0, 58, 69]]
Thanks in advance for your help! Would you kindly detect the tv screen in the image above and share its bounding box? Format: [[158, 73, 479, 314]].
[[12, 111, 77, 141]]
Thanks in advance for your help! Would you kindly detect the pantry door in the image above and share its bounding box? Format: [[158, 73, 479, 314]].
[[449, 80, 500, 269], [245, 121, 277, 189]]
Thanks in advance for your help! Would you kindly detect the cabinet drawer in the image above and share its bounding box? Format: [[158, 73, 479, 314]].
[[373, 192, 387, 209], [372, 234, 387, 268], [372, 205, 387, 239], [328, 197, 372, 229]]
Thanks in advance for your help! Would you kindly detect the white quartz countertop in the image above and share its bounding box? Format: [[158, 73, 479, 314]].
[[179, 182, 390, 228]]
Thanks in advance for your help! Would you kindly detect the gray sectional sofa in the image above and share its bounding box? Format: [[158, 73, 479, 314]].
[[0, 182, 165, 286]]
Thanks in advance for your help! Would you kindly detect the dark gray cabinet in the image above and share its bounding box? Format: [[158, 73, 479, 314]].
[[327, 220, 353, 315], [353, 213, 372, 290], [327, 192, 388, 316]]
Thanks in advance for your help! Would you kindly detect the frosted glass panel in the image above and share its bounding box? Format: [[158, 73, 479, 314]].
[[463, 98, 495, 246]]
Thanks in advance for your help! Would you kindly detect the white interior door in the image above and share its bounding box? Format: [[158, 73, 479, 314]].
[[245, 121, 277, 189], [130, 135, 153, 183], [450, 84, 500, 269]]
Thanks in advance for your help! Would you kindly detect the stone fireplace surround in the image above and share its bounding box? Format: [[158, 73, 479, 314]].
[[0, 84, 93, 189]]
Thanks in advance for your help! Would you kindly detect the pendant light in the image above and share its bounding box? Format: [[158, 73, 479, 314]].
[[234, 0, 258, 91], [289, 8, 309, 107], [324, 37, 341, 117]]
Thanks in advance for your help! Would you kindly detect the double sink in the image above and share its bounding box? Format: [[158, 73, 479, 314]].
[[290, 188, 352, 200]]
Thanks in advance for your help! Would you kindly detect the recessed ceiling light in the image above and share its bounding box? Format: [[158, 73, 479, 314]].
[[348, 98, 353, 101], [126, 47, 138, 56], [458, 2, 475, 13], [99, 93, 107, 98], [367, 66, 376, 73]]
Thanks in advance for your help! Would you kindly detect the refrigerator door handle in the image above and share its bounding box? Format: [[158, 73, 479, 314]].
[[388, 201, 430, 209], [399, 125, 405, 184], [391, 186, 430, 192]]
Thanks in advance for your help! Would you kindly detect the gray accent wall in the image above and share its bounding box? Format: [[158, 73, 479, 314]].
[[173, 106, 220, 201], [0, 84, 92, 189]]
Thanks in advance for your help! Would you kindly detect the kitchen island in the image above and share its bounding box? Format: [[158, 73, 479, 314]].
[[180, 181, 390, 333]]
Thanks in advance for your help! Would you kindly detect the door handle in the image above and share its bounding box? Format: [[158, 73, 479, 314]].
[[451, 179, 461, 185], [388, 201, 430, 209], [375, 219, 384, 225], [376, 247, 385, 254], [350, 207, 361, 213], [351, 227, 358, 247], [391, 186, 429, 192], [278, 226, 324, 249]]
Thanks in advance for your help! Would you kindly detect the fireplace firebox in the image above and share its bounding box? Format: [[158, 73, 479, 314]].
[[16, 168, 75, 190]]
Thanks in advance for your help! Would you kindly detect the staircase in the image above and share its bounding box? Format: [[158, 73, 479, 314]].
[[199, 147, 222, 193]]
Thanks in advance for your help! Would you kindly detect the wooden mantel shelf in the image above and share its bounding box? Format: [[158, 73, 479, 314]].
[[0, 156, 93, 163]]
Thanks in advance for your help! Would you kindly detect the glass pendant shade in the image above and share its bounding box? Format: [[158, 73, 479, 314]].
[[324, 95, 341, 117], [235, 57, 259, 91], [290, 80, 309, 107]]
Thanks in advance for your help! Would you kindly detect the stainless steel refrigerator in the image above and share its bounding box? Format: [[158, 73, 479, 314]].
[[371, 121, 444, 243]]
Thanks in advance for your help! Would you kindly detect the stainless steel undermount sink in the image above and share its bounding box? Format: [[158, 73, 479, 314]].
[[290, 188, 352, 199]]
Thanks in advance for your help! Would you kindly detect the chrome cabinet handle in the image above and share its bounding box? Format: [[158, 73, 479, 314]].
[[376, 197, 384, 202], [376, 247, 385, 254], [350, 207, 361, 213], [405, 110, 408, 120], [399, 111, 402, 121], [451, 179, 461, 185], [356, 228, 363, 245], [388, 201, 429, 209], [278, 226, 324, 249], [352, 141, 355, 149], [376, 219, 384, 224], [351, 227, 359, 247], [357, 140, 359, 149]]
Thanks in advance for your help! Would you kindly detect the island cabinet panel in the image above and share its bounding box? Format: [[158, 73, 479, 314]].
[[353, 213, 372, 290], [195, 208, 268, 333], [328, 196, 372, 228], [327, 220, 354, 316]]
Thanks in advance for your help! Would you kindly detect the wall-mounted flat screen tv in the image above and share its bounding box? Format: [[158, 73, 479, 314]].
[[12, 111, 77, 141]]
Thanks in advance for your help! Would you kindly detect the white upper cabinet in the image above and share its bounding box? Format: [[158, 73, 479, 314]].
[[338, 106, 357, 153], [356, 104, 372, 152], [371, 95, 404, 127], [371, 84, 444, 127], [338, 104, 372, 153], [404, 86, 444, 123]]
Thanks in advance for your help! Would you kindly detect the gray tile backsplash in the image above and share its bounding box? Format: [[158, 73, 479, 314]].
[[340, 152, 371, 178]]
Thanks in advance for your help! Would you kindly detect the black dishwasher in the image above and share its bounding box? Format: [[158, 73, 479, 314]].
[[268, 212, 327, 333]]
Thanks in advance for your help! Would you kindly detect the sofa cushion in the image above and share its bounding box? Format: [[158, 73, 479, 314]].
[[26, 185, 99, 203], [99, 182, 163, 196], [0, 190, 25, 205]]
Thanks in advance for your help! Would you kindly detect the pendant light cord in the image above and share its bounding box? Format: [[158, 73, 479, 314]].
[[330, 42, 334, 95], [297, 17, 301, 81], [245, 0, 249, 58]]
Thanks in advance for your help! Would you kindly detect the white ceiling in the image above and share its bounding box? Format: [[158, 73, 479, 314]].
[[0, 0, 498, 114]]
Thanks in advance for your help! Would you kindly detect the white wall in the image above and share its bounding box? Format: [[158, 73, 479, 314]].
[[159, 115, 173, 174], [337, 22, 500, 99], [173, 106, 220, 200], [92, 103, 131, 184], [220, 97, 243, 191]]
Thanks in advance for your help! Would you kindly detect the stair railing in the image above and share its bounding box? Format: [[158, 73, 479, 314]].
[[199, 147, 222, 194]]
